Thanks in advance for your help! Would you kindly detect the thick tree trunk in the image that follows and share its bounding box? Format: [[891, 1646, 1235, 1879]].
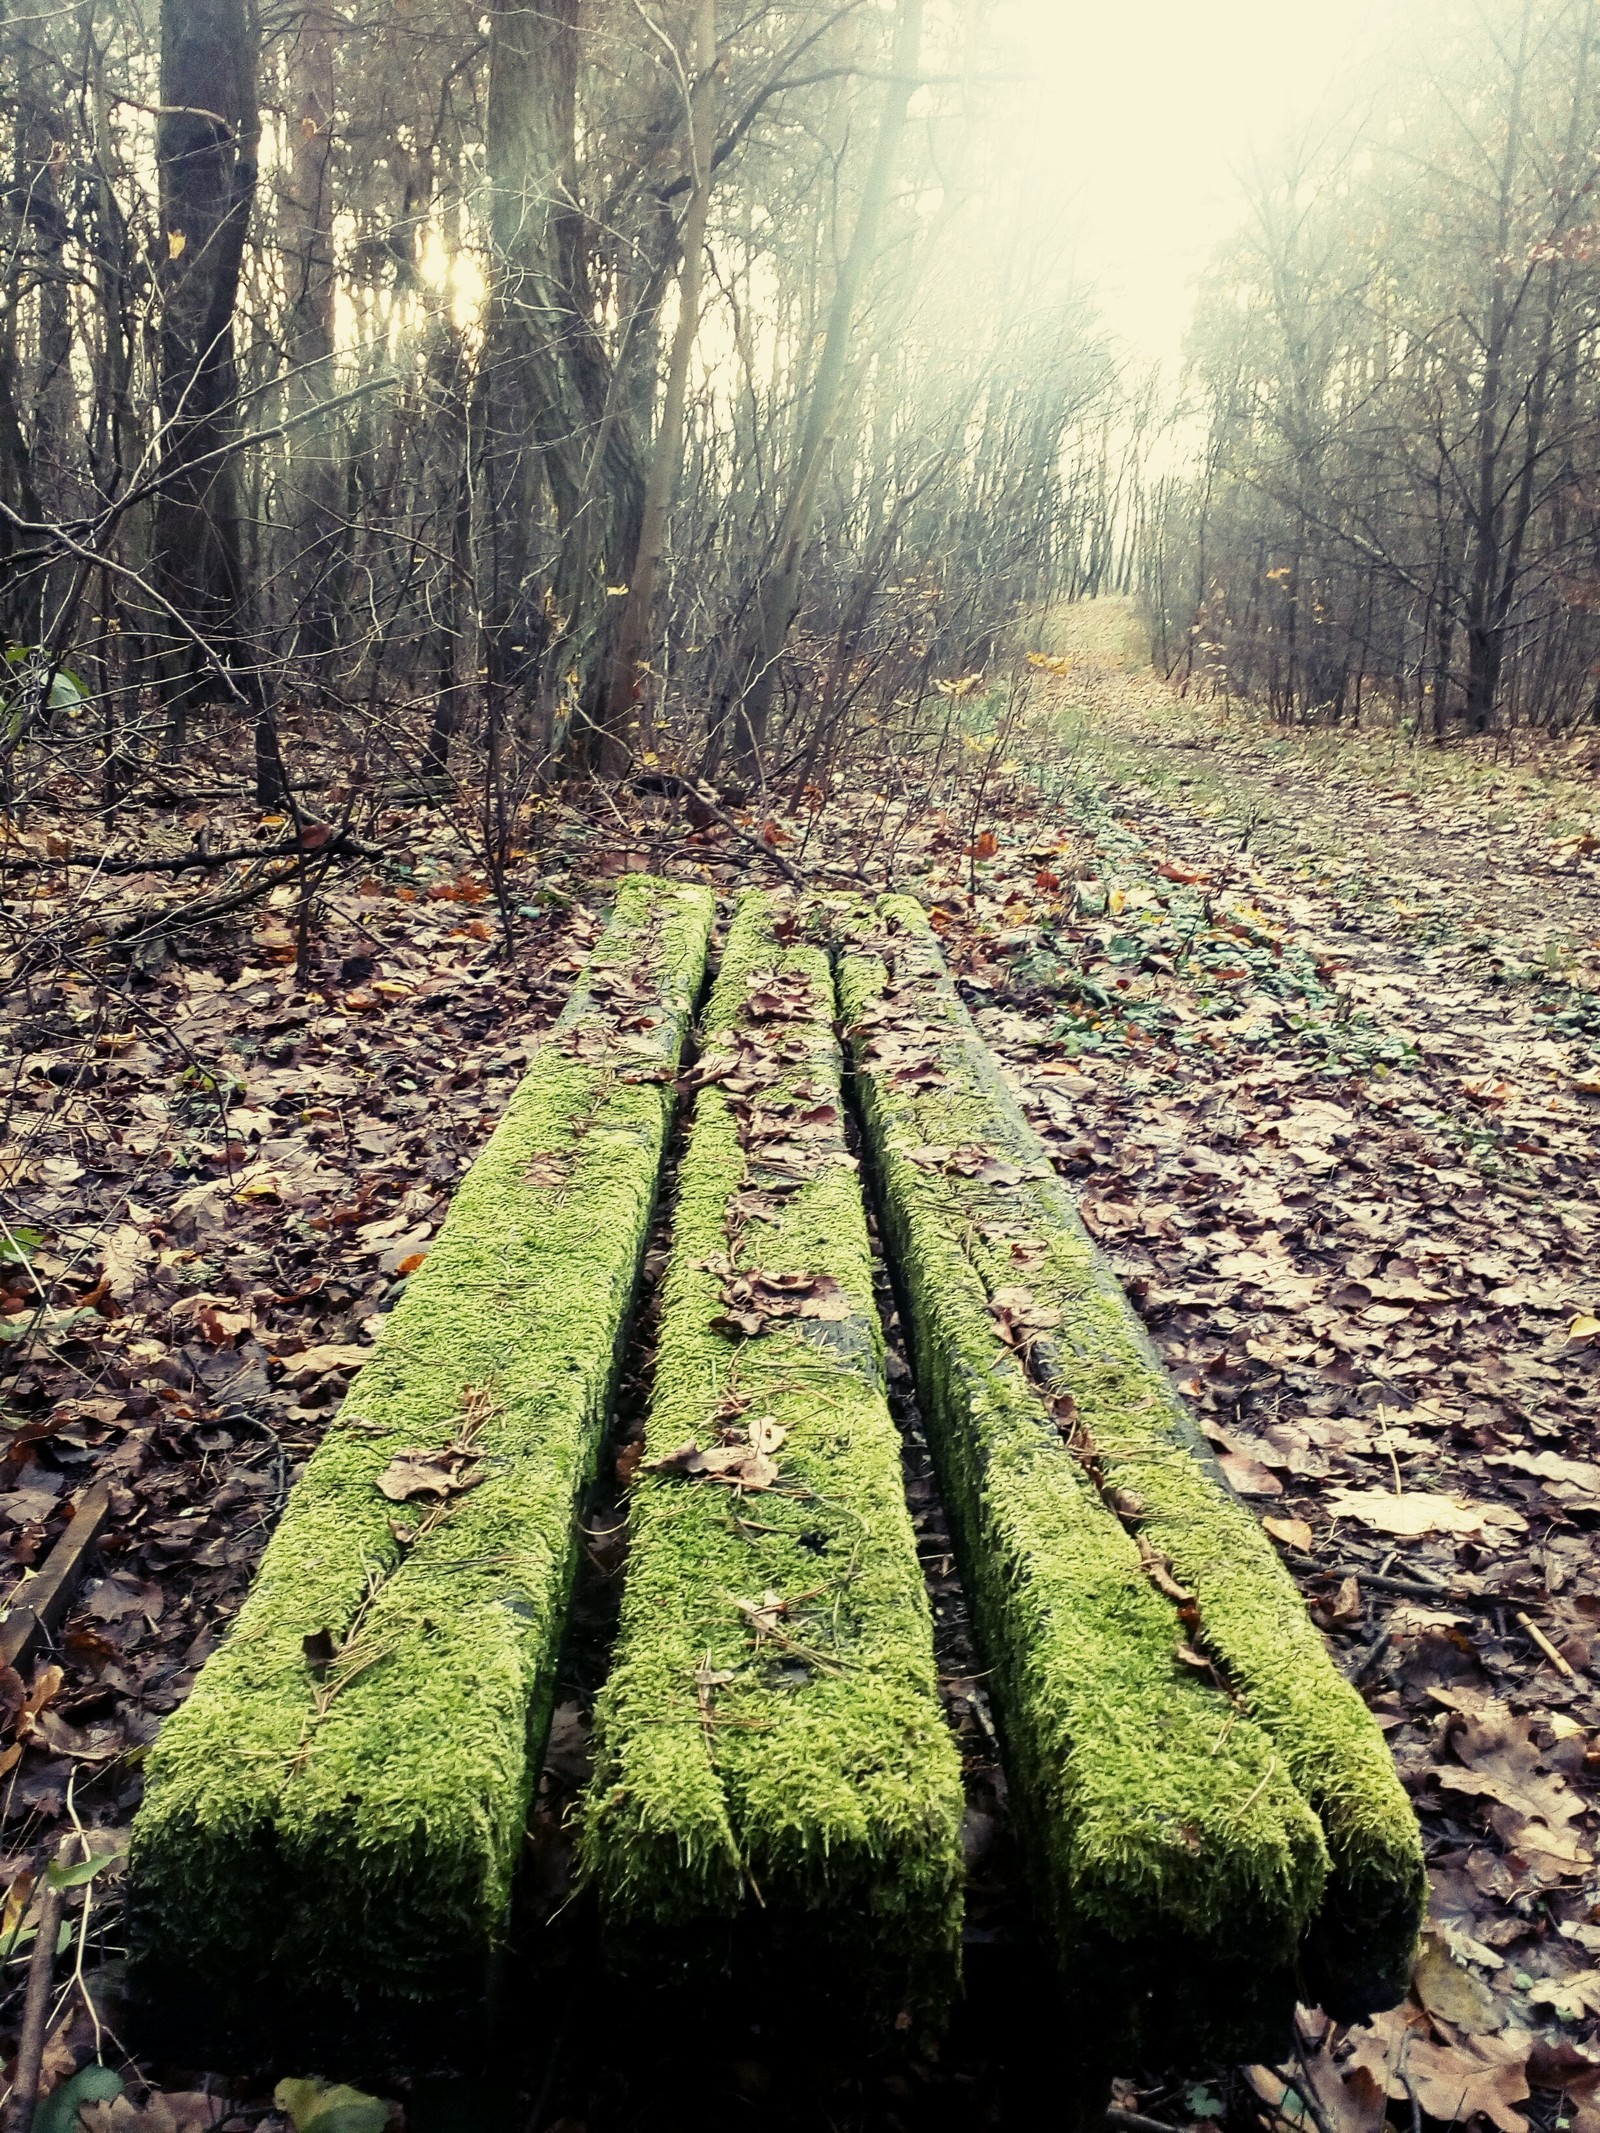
[[150, 0, 261, 755]]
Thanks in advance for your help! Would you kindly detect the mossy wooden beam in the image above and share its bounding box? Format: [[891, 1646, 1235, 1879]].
[[580, 891, 964, 2027], [128, 875, 715, 2042], [836, 894, 1423, 2049]]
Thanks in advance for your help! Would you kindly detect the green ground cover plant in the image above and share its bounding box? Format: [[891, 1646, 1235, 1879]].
[[580, 892, 964, 2026], [127, 875, 715, 2041], [836, 893, 1424, 2056]]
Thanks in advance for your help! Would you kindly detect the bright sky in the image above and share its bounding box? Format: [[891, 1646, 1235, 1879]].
[[995, 0, 1392, 373]]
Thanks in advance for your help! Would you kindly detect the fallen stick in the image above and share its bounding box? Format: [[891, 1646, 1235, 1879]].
[[0, 1483, 113, 1673], [1518, 1610, 1579, 1681], [0, 830, 383, 875], [1348, 1629, 1392, 1687], [4, 1837, 71, 2133], [1295, 1560, 1537, 1614]]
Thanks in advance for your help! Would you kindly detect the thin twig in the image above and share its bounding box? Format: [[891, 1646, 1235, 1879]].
[[4, 1836, 71, 2133]]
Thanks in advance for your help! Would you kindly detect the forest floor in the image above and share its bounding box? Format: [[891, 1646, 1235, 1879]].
[[1, 602, 1598, 2132]]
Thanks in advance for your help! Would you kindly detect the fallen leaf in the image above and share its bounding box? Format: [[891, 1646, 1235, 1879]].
[[1263, 1515, 1314, 1551], [39, 2068, 126, 2133], [1217, 1448, 1284, 1497], [1438, 1701, 1593, 1869], [795, 1274, 851, 1322], [1527, 1971, 1600, 2024], [1413, 1931, 1504, 2033], [373, 1449, 482, 1503], [1327, 1488, 1488, 1538], [1347, 2011, 1534, 2133], [273, 2079, 392, 2133], [81, 2090, 225, 2133]]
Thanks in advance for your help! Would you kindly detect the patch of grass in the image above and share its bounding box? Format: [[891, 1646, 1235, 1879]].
[[128, 876, 715, 2044], [580, 892, 964, 2029], [837, 894, 1423, 2053]]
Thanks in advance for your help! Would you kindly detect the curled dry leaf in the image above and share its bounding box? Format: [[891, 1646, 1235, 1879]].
[[1136, 1539, 1194, 1607], [373, 1449, 483, 1503], [642, 1413, 788, 1493]]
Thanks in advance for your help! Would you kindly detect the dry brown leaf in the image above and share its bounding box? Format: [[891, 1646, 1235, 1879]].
[[1438, 1704, 1594, 1869], [1527, 1971, 1600, 2024], [1345, 2010, 1534, 2133], [795, 1275, 851, 1322], [373, 1450, 482, 1503], [1326, 1488, 1488, 1537], [1263, 1514, 1314, 1551]]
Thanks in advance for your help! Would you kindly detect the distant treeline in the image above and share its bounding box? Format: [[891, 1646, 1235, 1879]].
[[1146, 0, 1600, 737]]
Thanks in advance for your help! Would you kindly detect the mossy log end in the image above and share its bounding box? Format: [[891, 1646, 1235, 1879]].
[[835, 894, 1423, 2057], [127, 876, 715, 2042], [580, 891, 965, 2028]]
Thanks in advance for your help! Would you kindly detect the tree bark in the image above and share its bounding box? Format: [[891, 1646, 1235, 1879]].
[[279, 0, 338, 684], [149, 0, 261, 755]]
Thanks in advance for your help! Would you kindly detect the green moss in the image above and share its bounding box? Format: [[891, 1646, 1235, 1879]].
[[837, 894, 1423, 2038], [580, 892, 964, 2025], [128, 876, 715, 2039]]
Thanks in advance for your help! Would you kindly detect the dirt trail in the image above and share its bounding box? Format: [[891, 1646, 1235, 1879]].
[[1007, 606, 1593, 1117]]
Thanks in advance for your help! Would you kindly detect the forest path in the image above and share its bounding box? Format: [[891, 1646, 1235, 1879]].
[[1022, 601, 1600, 1138], [1043, 598, 1600, 960]]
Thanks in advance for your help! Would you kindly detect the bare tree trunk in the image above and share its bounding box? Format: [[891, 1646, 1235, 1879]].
[[280, 0, 338, 686], [149, 0, 262, 760], [1462, 0, 1531, 734], [479, 0, 582, 767], [1, 0, 52, 638], [19, 35, 89, 547], [713, 0, 923, 787], [596, 0, 718, 751]]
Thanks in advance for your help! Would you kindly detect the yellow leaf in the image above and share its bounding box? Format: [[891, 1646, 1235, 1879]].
[[1262, 1515, 1314, 1553], [167, 228, 186, 259], [1569, 1313, 1600, 1341]]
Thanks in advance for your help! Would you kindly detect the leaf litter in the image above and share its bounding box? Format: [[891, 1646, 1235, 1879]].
[[3, 606, 1598, 2124]]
